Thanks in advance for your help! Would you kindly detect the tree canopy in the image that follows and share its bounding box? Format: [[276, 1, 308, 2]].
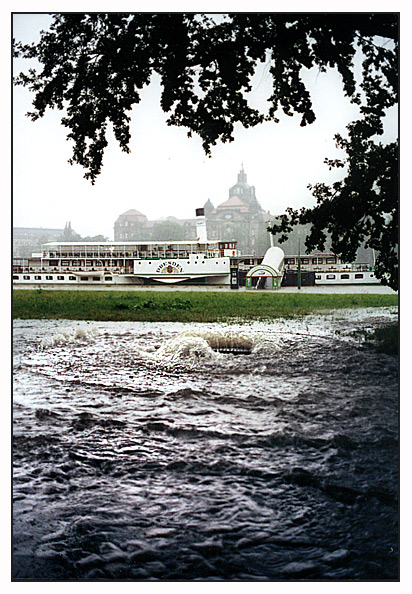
[[14, 13, 398, 288]]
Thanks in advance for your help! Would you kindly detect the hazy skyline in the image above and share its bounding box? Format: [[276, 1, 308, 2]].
[[13, 12, 398, 240]]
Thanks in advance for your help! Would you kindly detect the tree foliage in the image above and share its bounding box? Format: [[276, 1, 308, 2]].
[[149, 220, 190, 241], [14, 13, 398, 288]]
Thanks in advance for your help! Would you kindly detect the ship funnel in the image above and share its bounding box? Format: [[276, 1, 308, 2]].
[[196, 208, 208, 243]]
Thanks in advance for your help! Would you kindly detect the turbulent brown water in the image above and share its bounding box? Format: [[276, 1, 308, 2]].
[[13, 309, 399, 581]]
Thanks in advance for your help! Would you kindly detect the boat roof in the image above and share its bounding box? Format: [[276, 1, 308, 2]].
[[43, 240, 226, 246]]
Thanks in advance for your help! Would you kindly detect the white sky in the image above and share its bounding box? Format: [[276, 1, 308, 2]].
[[12, 11, 398, 240]]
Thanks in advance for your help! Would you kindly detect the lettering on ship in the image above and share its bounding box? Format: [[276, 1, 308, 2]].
[[156, 261, 184, 274]]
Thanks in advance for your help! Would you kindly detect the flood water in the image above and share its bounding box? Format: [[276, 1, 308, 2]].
[[13, 308, 399, 581]]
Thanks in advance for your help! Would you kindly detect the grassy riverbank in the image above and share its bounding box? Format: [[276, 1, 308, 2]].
[[13, 289, 398, 323]]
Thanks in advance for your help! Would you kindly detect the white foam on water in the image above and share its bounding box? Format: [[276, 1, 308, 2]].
[[39, 326, 98, 349], [142, 329, 267, 372]]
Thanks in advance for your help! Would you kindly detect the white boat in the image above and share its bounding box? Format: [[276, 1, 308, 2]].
[[13, 209, 241, 287], [283, 253, 380, 285]]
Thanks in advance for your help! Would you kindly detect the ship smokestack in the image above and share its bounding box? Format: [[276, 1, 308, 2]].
[[196, 208, 208, 242]]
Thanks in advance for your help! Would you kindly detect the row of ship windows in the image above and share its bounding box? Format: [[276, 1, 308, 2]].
[[136, 260, 222, 265], [13, 275, 113, 282], [286, 257, 336, 265], [315, 273, 373, 280]]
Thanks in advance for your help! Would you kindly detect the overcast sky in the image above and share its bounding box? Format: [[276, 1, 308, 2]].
[[12, 12, 398, 240]]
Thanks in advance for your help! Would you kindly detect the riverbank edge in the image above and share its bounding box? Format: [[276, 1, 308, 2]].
[[13, 289, 398, 323]]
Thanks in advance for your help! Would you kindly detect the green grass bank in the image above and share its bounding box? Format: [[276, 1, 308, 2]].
[[13, 289, 398, 323]]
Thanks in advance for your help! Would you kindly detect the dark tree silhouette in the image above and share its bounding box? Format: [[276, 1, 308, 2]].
[[14, 13, 398, 288]]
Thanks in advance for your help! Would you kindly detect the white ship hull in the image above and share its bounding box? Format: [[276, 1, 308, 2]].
[[13, 256, 232, 286], [314, 271, 380, 285]]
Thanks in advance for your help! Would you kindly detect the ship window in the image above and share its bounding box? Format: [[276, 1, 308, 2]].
[[370, 274, 374, 277], [57, 276, 64, 280], [301, 258, 309, 264], [340, 274, 350, 279], [23, 275, 30, 280], [92, 276, 100, 281], [326, 257, 336, 264], [35, 276, 41, 280], [13, 275, 19, 280], [104, 276, 112, 281], [69, 276, 76, 281], [317, 258, 323, 264], [287, 258, 295, 264], [61, 260, 69, 266], [355, 273, 364, 279], [326, 274, 336, 279], [80, 277, 88, 281], [46, 276, 53, 280], [315, 274, 321, 279]]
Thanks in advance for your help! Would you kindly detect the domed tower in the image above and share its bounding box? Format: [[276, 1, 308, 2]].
[[229, 164, 261, 211]]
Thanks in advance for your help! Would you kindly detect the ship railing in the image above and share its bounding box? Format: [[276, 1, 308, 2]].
[[285, 262, 374, 272]]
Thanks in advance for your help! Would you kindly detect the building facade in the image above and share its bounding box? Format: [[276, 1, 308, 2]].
[[203, 165, 274, 255], [114, 209, 197, 241], [13, 227, 64, 258], [113, 166, 374, 265]]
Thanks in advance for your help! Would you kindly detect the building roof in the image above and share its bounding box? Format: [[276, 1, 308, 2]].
[[213, 195, 250, 213], [116, 209, 147, 222]]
